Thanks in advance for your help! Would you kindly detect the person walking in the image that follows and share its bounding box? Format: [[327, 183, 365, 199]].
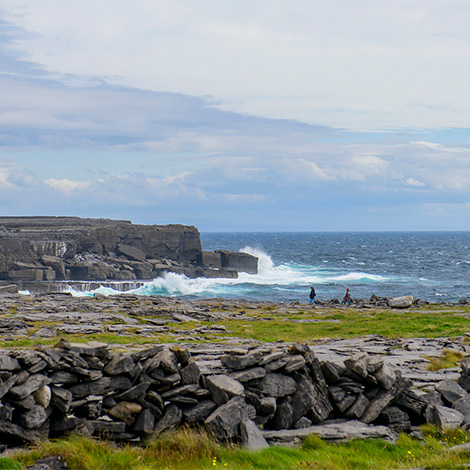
[[309, 286, 316, 307], [343, 288, 351, 305]]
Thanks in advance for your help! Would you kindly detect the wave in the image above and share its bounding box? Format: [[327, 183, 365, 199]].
[[239, 246, 273, 273], [62, 247, 399, 300]]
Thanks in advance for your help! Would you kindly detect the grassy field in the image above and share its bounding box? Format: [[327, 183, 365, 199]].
[[3, 303, 470, 349], [4, 426, 470, 470]]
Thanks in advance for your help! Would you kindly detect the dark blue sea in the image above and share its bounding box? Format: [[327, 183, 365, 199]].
[[197, 232, 470, 303], [67, 232, 470, 303]]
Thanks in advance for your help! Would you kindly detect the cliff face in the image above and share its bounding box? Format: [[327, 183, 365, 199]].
[[0, 217, 200, 282], [0, 217, 258, 283]]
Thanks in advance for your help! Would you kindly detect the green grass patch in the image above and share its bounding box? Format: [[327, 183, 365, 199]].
[[11, 427, 470, 470], [426, 349, 466, 371], [2, 304, 470, 348], [0, 457, 22, 470], [214, 308, 470, 342]]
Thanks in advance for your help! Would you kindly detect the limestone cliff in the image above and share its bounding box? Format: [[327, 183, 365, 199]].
[[0, 217, 257, 283]]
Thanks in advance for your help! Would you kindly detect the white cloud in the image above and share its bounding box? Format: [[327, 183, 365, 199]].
[[412, 141, 470, 153], [0, 168, 13, 188], [45, 178, 91, 196], [404, 177, 426, 187]]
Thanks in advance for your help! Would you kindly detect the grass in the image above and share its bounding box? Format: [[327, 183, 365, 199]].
[[9, 426, 470, 470], [1, 303, 470, 348], [426, 349, 466, 371], [210, 307, 470, 342]]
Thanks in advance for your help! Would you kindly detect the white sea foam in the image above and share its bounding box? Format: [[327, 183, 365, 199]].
[[239, 246, 273, 273]]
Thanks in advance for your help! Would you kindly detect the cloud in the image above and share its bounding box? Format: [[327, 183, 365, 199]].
[[45, 178, 91, 196], [3, 1, 470, 129], [404, 177, 426, 187], [0, 168, 13, 188], [2, 4, 470, 229]]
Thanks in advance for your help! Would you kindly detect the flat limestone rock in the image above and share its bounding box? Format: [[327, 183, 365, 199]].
[[262, 420, 398, 445]]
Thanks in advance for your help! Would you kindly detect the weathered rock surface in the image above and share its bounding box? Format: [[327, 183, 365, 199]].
[[0, 217, 258, 284], [388, 296, 414, 309]]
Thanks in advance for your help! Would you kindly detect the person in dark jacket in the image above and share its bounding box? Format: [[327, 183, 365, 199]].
[[309, 286, 316, 306], [343, 288, 351, 305]]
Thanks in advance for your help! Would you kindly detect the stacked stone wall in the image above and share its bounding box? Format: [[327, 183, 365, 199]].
[[0, 341, 465, 448]]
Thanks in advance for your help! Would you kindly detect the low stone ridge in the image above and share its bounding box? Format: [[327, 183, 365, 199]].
[[0, 217, 258, 285], [0, 339, 466, 448]]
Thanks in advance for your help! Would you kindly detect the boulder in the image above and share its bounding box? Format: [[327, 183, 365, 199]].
[[33, 386, 51, 408], [183, 400, 218, 425], [361, 374, 412, 424], [432, 405, 464, 430], [108, 402, 143, 426], [436, 379, 468, 405], [378, 406, 411, 431], [9, 374, 50, 400], [221, 351, 263, 370], [18, 405, 50, 429], [230, 367, 267, 383], [205, 396, 247, 440], [453, 396, 470, 425], [205, 375, 245, 405], [388, 296, 414, 309], [154, 405, 182, 434], [258, 373, 297, 397], [0, 284, 18, 294]]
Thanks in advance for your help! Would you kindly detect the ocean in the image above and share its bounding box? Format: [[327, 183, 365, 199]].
[[68, 232, 470, 303]]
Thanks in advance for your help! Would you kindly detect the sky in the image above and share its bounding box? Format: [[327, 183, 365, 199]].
[[2, 1, 470, 231]]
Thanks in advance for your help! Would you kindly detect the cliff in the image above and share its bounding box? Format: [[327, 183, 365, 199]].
[[0, 217, 257, 284]]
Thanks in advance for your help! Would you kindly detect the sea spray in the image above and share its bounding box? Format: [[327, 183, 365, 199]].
[[239, 246, 274, 273]]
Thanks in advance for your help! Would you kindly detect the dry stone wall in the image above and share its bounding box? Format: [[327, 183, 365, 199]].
[[0, 340, 465, 449]]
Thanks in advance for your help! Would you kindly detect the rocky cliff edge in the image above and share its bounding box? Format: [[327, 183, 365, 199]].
[[0, 217, 258, 285]]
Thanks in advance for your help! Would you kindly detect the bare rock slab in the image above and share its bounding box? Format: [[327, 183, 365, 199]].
[[262, 420, 398, 445]]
